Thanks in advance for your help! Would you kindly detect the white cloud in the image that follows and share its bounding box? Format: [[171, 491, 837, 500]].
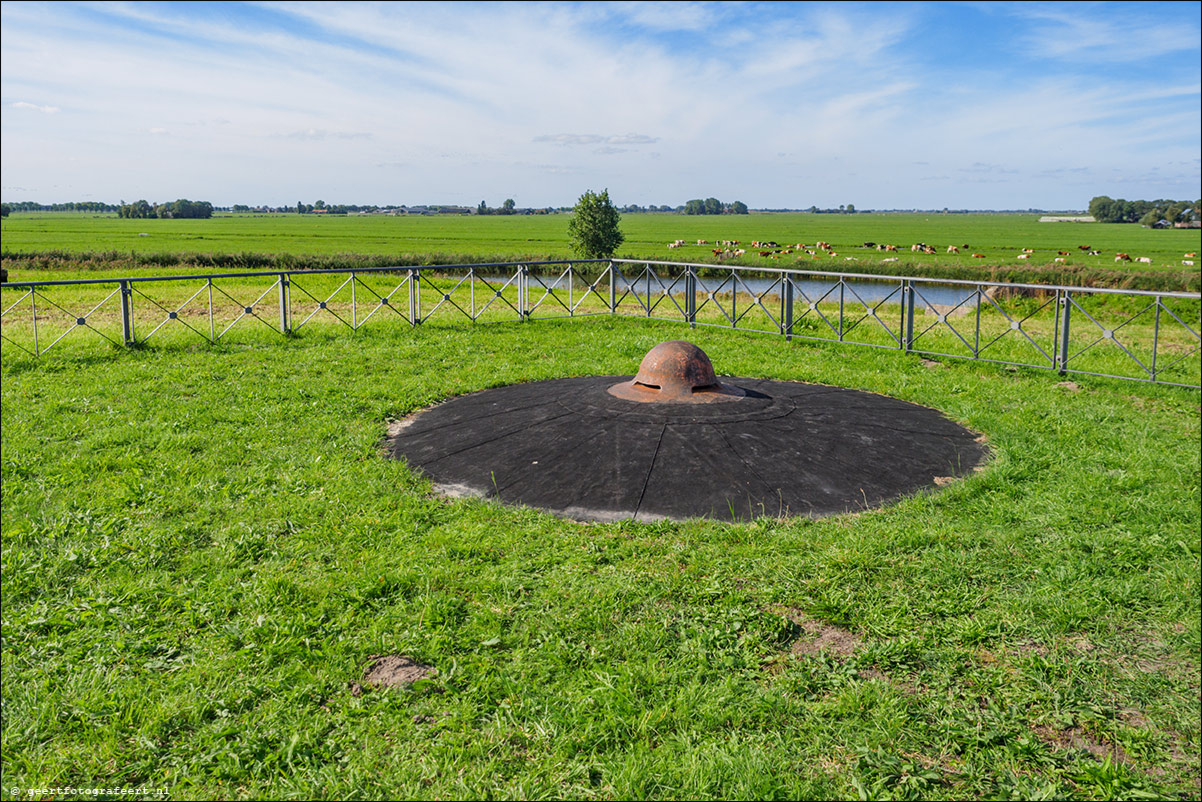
[[534, 133, 658, 146], [12, 101, 59, 113], [275, 129, 373, 141], [1015, 6, 1201, 63]]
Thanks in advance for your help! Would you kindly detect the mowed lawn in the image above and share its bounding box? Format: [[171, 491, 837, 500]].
[[1, 314, 1199, 800], [3, 212, 1200, 284]]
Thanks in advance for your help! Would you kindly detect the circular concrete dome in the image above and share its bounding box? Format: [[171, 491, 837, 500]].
[[388, 341, 989, 523]]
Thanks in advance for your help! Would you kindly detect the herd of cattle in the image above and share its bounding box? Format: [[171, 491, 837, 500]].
[[664, 239, 1198, 266]]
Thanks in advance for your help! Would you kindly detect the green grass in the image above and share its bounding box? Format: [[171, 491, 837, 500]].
[[2, 314, 1199, 800], [3, 212, 1200, 290]]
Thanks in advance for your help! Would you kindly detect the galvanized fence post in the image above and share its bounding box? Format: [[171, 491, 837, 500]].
[[838, 281, 845, 342], [903, 280, 915, 352], [278, 273, 290, 334], [730, 268, 737, 328], [30, 287, 40, 356], [686, 268, 697, 327], [207, 278, 215, 342], [1151, 296, 1162, 382], [1057, 289, 1072, 375], [783, 275, 794, 340], [609, 260, 616, 314], [521, 264, 529, 321], [119, 280, 135, 347], [408, 269, 419, 325]]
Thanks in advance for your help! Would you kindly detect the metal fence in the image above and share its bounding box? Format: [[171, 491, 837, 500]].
[[2, 259, 1199, 388]]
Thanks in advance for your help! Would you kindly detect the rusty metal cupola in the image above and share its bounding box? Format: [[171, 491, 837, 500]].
[[607, 341, 745, 403]]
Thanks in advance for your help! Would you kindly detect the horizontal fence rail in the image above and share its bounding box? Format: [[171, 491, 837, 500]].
[[3, 260, 1199, 388]]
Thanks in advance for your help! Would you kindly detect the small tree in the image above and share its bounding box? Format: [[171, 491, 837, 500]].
[[567, 189, 624, 258]]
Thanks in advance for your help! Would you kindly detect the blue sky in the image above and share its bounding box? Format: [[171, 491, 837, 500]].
[[2, 1, 1199, 209]]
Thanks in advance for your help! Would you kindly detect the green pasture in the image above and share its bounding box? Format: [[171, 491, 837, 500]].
[[2, 311, 1199, 800], [3, 212, 1200, 290]]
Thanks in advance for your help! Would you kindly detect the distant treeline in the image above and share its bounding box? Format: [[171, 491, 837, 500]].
[[117, 199, 213, 219], [1088, 196, 1201, 225], [2, 201, 118, 213], [682, 198, 749, 215]]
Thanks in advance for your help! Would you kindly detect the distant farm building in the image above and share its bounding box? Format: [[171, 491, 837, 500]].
[[1039, 215, 1096, 223]]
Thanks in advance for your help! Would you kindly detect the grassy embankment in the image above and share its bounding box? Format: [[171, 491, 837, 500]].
[[2, 314, 1200, 800], [2, 212, 1200, 291]]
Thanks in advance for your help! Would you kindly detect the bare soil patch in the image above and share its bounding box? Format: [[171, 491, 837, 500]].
[[359, 654, 435, 691], [767, 605, 863, 658], [1032, 724, 1132, 765]]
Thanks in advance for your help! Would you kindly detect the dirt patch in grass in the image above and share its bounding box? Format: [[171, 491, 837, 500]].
[[1032, 725, 1133, 765], [767, 605, 863, 658], [354, 654, 435, 694]]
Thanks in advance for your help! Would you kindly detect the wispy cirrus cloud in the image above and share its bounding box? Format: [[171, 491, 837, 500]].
[[12, 101, 60, 113], [1013, 4, 1201, 63], [275, 129, 373, 141], [534, 133, 658, 146]]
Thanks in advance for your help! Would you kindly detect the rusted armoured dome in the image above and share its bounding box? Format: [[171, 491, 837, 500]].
[[608, 340, 745, 403]]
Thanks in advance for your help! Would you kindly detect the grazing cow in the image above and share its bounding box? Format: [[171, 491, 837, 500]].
[[1057, 251, 1070, 256], [1088, 250, 1101, 256], [882, 257, 899, 263], [972, 253, 985, 258], [885, 244, 898, 252], [1186, 252, 1198, 258], [1115, 253, 1131, 262], [947, 246, 959, 254], [759, 251, 773, 257], [668, 242, 680, 249], [1017, 254, 1029, 260], [1183, 260, 1195, 266], [1022, 248, 1034, 254], [1078, 245, 1091, 251], [1135, 257, 1152, 263], [863, 242, 876, 248], [1054, 257, 1065, 263], [697, 240, 708, 245]]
